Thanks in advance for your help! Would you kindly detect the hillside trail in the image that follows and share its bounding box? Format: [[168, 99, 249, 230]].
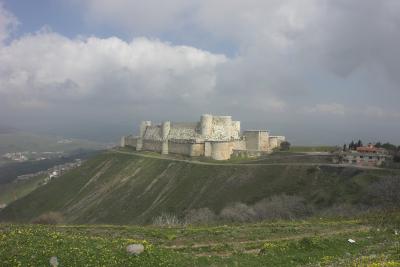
[[111, 149, 381, 170], [164, 225, 371, 257]]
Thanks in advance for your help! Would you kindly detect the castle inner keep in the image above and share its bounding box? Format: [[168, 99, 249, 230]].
[[121, 114, 286, 160]]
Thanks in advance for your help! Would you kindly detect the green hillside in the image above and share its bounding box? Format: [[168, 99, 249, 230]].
[[1, 214, 400, 266], [0, 150, 398, 224], [0, 174, 47, 205]]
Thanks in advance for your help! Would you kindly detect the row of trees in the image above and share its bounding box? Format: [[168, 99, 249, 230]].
[[343, 140, 363, 151], [375, 142, 400, 151], [344, 140, 400, 151], [152, 176, 400, 226], [374, 143, 400, 162]]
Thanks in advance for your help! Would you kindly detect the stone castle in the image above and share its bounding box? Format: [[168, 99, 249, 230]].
[[121, 114, 285, 160]]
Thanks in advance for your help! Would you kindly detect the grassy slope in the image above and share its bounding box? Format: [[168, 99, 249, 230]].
[[0, 174, 47, 205], [1, 214, 399, 266], [1, 150, 398, 224]]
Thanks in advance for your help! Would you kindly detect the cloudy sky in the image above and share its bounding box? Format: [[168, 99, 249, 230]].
[[1, 0, 399, 144]]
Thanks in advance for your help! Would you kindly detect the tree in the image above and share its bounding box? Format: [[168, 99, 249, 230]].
[[357, 140, 363, 148], [280, 141, 291, 151], [343, 144, 347, 151], [381, 142, 397, 152], [393, 153, 400, 163], [365, 176, 400, 209], [349, 141, 355, 150]]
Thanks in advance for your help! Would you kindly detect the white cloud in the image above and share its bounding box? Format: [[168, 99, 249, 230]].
[[304, 103, 346, 116], [0, 2, 18, 43], [0, 32, 226, 111], [79, 0, 400, 88], [2, 2, 400, 143], [363, 106, 400, 119], [303, 104, 400, 120]]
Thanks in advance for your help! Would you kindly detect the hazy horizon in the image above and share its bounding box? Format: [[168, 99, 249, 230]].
[[1, 0, 400, 145]]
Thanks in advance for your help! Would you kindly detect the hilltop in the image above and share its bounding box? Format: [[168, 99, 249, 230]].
[[1, 149, 398, 224]]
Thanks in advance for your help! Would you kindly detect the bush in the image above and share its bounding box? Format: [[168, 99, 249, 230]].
[[253, 194, 312, 220], [218, 195, 313, 223], [152, 212, 182, 227], [365, 176, 400, 209], [31, 212, 64, 225], [393, 153, 400, 163], [184, 208, 217, 225], [280, 141, 291, 151], [220, 202, 257, 222], [318, 203, 370, 218]]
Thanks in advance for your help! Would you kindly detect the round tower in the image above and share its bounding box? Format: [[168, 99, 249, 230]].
[[232, 121, 240, 139], [161, 121, 170, 155], [139, 121, 152, 137], [219, 116, 232, 140], [136, 121, 151, 151], [161, 121, 171, 140], [120, 136, 126, 147], [211, 141, 232, 160], [200, 114, 213, 137]]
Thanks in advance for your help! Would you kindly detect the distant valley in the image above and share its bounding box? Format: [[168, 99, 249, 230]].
[[0, 128, 108, 208]]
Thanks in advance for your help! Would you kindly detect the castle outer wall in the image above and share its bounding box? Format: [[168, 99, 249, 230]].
[[121, 114, 285, 160]]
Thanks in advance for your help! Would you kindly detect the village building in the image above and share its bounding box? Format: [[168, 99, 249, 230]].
[[339, 144, 391, 167]]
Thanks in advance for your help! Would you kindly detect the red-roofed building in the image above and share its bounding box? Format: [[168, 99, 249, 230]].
[[356, 144, 387, 154], [339, 144, 391, 167]]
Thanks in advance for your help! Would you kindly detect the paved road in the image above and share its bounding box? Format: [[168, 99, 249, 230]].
[[111, 149, 383, 170]]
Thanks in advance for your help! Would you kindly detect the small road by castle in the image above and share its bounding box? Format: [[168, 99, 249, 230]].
[[111, 149, 382, 170]]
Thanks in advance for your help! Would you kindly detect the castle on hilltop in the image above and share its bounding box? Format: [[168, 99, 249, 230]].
[[121, 114, 285, 160]]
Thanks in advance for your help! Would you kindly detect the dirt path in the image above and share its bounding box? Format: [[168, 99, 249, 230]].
[[111, 149, 381, 170], [164, 225, 371, 257]]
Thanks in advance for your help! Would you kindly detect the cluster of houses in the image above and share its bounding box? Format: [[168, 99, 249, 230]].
[[336, 143, 391, 167], [2, 152, 29, 162], [2, 151, 65, 162], [15, 159, 83, 184]]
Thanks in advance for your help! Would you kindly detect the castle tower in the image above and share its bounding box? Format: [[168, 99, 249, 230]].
[[232, 121, 240, 139], [200, 114, 213, 137], [161, 121, 170, 155], [136, 121, 151, 151], [120, 136, 126, 147], [218, 116, 232, 140]]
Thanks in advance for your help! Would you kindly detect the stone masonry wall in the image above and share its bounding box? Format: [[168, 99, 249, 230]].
[[168, 142, 192, 156], [259, 132, 270, 151], [143, 140, 162, 152], [122, 136, 138, 148], [232, 140, 246, 150], [211, 142, 233, 160], [190, 143, 205, 157], [244, 131, 260, 151]]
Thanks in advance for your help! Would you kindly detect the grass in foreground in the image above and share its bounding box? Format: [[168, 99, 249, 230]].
[[1, 214, 399, 266]]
